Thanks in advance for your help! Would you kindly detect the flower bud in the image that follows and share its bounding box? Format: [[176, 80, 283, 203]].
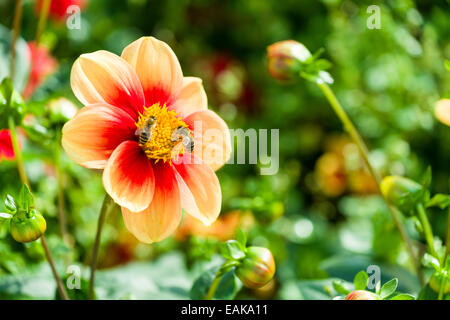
[[235, 246, 276, 289], [267, 40, 311, 80], [380, 176, 423, 216], [429, 273, 450, 294], [10, 209, 47, 243], [345, 290, 379, 300]]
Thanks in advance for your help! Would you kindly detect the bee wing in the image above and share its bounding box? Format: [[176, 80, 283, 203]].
[[171, 127, 183, 142], [147, 121, 157, 138]]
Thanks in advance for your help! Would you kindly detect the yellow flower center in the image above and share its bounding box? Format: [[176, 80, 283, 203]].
[[135, 103, 190, 163]]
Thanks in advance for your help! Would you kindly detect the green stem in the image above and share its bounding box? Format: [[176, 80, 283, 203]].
[[41, 235, 69, 300], [9, 0, 23, 82], [205, 269, 225, 300], [416, 203, 438, 259], [445, 207, 450, 264], [35, 0, 51, 45], [8, 116, 28, 186], [437, 274, 447, 300], [317, 82, 422, 283], [437, 207, 450, 300], [205, 260, 239, 300], [89, 194, 115, 300]]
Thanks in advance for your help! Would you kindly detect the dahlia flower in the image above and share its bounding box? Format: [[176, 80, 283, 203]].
[[62, 37, 231, 243]]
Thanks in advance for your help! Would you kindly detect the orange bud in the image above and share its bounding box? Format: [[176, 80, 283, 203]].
[[345, 290, 379, 300], [267, 40, 311, 80], [235, 247, 276, 289]]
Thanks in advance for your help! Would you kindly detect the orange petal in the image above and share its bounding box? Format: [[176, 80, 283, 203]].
[[103, 140, 155, 212], [71, 50, 145, 119], [172, 77, 208, 117], [121, 37, 183, 106], [174, 154, 221, 226], [184, 110, 231, 171], [121, 163, 181, 243], [61, 103, 136, 169]]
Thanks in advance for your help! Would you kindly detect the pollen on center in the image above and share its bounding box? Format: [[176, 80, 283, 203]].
[[135, 103, 188, 163]]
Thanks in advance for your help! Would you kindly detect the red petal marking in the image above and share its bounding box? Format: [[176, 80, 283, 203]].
[[61, 103, 136, 169], [103, 140, 155, 212], [121, 162, 182, 243], [71, 50, 146, 120]]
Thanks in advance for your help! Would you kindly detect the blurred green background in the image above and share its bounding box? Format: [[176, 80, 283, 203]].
[[0, 0, 449, 299]]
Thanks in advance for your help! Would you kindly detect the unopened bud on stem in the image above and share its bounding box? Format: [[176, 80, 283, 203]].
[[267, 40, 311, 81], [10, 209, 47, 243], [380, 176, 423, 216], [235, 246, 276, 289]]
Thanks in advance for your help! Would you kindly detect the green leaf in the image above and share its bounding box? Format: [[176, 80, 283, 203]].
[[390, 293, 415, 300], [332, 280, 351, 295], [18, 184, 34, 212], [0, 213, 13, 219], [422, 253, 440, 271], [380, 278, 398, 299], [236, 229, 247, 249], [4, 195, 17, 214], [353, 271, 368, 290], [375, 280, 381, 294], [314, 59, 332, 71], [190, 264, 241, 300], [421, 166, 432, 191], [426, 194, 450, 209], [220, 240, 246, 260]]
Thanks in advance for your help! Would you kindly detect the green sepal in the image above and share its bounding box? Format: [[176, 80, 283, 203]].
[[4, 194, 17, 214], [426, 194, 450, 209], [353, 270, 368, 290], [220, 240, 246, 261], [380, 278, 398, 299], [18, 184, 34, 212]]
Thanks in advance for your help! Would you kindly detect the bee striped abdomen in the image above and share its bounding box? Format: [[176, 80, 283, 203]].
[[139, 132, 148, 145]]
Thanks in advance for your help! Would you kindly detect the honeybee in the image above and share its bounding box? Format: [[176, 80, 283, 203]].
[[135, 116, 157, 145], [171, 126, 195, 153]]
